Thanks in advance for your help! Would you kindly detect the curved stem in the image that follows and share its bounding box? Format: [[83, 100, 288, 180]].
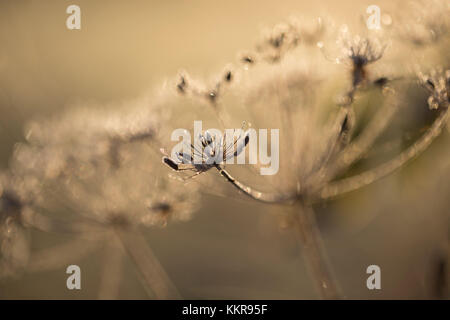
[[321, 96, 399, 184], [214, 164, 341, 298], [319, 107, 449, 200], [114, 225, 181, 300], [214, 165, 294, 203], [292, 204, 341, 299]]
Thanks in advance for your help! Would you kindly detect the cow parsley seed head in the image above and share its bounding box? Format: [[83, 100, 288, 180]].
[[319, 28, 386, 89], [341, 36, 384, 69], [162, 129, 251, 178]]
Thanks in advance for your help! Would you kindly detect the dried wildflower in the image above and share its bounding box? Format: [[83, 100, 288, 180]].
[[337, 33, 385, 88], [319, 28, 388, 108], [419, 69, 450, 110], [162, 15, 449, 298], [256, 21, 301, 62], [2, 5, 449, 300], [162, 129, 250, 179], [175, 68, 234, 106]]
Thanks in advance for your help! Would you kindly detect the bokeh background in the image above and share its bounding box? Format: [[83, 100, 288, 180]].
[[0, 0, 449, 299]]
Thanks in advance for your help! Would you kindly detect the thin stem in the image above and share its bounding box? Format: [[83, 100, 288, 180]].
[[214, 165, 294, 203], [318, 106, 449, 200], [214, 165, 341, 299], [292, 203, 341, 299], [320, 96, 399, 184], [98, 234, 124, 300], [114, 225, 181, 300]]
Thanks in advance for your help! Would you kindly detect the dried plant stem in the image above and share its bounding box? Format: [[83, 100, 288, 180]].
[[292, 203, 341, 299], [215, 164, 340, 298], [321, 97, 399, 184], [308, 106, 353, 180], [319, 106, 449, 199], [98, 235, 124, 300], [215, 165, 293, 203], [114, 225, 181, 299]]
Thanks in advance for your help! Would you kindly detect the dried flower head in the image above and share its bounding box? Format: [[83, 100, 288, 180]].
[[175, 68, 235, 106], [335, 32, 386, 88], [256, 21, 301, 63], [162, 128, 250, 179]]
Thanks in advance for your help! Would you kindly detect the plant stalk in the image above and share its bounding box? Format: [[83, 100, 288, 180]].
[[292, 203, 341, 299], [115, 226, 181, 300]]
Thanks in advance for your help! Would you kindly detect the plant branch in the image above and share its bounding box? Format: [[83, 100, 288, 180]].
[[318, 106, 450, 200], [292, 203, 341, 299], [114, 225, 181, 300], [321, 96, 399, 184]]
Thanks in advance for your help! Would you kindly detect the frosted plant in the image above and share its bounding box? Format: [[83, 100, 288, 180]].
[[177, 69, 234, 106], [163, 11, 450, 298], [1, 98, 200, 299], [162, 128, 250, 179], [0, 1, 448, 300]]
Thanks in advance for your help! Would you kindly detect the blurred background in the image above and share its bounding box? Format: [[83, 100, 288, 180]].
[[0, 0, 449, 299]]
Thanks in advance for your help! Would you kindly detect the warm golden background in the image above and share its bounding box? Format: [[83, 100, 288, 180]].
[[0, 0, 449, 299]]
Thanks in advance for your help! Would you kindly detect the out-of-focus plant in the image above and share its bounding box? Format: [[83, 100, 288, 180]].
[[0, 0, 449, 300], [163, 0, 450, 299], [1, 97, 200, 299]]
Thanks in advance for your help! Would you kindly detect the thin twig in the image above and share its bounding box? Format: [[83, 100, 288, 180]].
[[98, 234, 124, 300], [214, 164, 294, 203], [292, 203, 341, 299], [319, 106, 449, 200], [114, 225, 182, 300]]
